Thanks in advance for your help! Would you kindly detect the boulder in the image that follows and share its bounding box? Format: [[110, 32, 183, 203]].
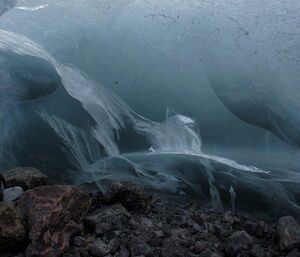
[[277, 216, 300, 251], [105, 182, 152, 212], [251, 244, 265, 257], [3, 186, 24, 202], [225, 230, 253, 256], [3, 167, 48, 190], [85, 204, 131, 235], [0, 202, 26, 251], [89, 239, 111, 257], [129, 239, 152, 256], [17, 185, 92, 257]]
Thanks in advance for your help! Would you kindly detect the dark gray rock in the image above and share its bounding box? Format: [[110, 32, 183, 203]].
[[130, 239, 152, 257], [115, 247, 130, 257], [3, 186, 24, 202], [277, 216, 300, 251], [200, 249, 222, 257], [14, 253, 26, 257], [73, 236, 86, 247], [255, 221, 269, 237], [251, 244, 265, 257], [286, 249, 300, 257], [192, 240, 209, 254], [89, 239, 110, 257], [3, 167, 48, 190], [105, 182, 152, 212], [85, 204, 131, 235], [108, 238, 120, 254], [0, 174, 6, 201], [161, 248, 185, 257], [226, 230, 253, 256], [0, 202, 26, 251]]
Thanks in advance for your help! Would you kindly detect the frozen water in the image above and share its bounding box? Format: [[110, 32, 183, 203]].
[[0, 0, 300, 218]]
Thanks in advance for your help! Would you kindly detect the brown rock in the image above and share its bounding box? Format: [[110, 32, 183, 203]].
[[277, 216, 300, 251], [105, 182, 152, 212], [85, 204, 131, 235], [0, 202, 26, 251], [3, 167, 48, 190], [17, 185, 91, 257]]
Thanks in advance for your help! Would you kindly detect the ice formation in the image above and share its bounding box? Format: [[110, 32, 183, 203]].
[[0, 0, 300, 219]]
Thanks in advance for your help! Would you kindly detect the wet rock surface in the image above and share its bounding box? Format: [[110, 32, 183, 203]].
[[3, 167, 48, 190], [277, 216, 300, 251], [17, 185, 92, 257], [3, 186, 24, 202], [104, 182, 152, 213], [0, 202, 26, 251], [62, 183, 300, 257], [1, 177, 300, 257]]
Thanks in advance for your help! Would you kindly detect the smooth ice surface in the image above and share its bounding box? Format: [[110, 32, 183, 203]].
[[0, 0, 300, 219]]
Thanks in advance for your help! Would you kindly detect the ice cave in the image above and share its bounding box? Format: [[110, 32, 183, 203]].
[[1, 0, 300, 235]]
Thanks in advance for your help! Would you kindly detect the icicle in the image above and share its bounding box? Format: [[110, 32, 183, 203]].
[[208, 178, 224, 212], [205, 161, 224, 212], [229, 186, 236, 214]]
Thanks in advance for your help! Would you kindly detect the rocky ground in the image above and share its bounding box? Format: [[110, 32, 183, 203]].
[[0, 167, 300, 257]]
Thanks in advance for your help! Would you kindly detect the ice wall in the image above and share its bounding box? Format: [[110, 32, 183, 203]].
[[0, 0, 300, 218]]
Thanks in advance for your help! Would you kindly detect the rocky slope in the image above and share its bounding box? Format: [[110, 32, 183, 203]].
[[0, 167, 300, 257]]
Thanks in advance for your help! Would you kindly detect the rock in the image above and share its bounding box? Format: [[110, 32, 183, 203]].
[[0, 174, 6, 201], [89, 239, 110, 257], [140, 217, 153, 228], [108, 238, 120, 254], [129, 239, 152, 256], [105, 182, 152, 212], [199, 249, 222, 257], [243, 221, 258, 236], [3, 186, 24, 202], [192, 241, 209, 254], [192, 222, 202, 232], [115, 247, 130, 257], [277, 216, 300, 251], [223, 212, 234, 224], [0, 202, 26, 251], [226, 230, 253, 256], [161, 248, 185, 257], [286, 249, 300, 257], [14, 253, 26, 257], [73, 236, 86, 247], [255, 221, 269, 237], [162, 229, 190, 257], [85, 204, 131, 235], [79, 248, 90, 257], [17, 185, 91, 257], [3, 167, 48, 190], [251, 244, 265, 257], [154, 230, 164, 238]]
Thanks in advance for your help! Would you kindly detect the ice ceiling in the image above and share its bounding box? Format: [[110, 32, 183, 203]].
[[0, 0, 300, 219]]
